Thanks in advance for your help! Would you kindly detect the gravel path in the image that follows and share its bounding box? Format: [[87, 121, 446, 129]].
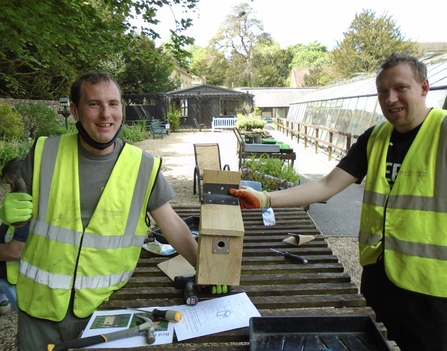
[[0, 131, 362, 349]]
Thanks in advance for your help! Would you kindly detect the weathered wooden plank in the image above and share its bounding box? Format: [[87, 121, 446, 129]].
[[242, 237, 326, 246], [132, 262, 344, 276], [125, 272, 352, 287], [241, 255, 339, 264], [93, 207, 399, 351], [242, 247, 333, 257], [103, 293, 365, 311], [106, 282, 359, 302]]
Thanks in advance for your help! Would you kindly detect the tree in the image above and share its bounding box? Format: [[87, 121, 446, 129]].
[[0, 0, 199, 99], [286, 41, 331, 87], [252, 43, 294, 87], [210, 3, 270, 87], [0, 103, 24, 140], [304, 63, 335, 87], [190, 46, 229, 86], [106, 34, 178, 94], [289, 42, 328, 68], [331, 9, 419, 78]]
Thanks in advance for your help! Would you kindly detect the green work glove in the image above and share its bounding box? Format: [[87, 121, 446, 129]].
[[229, 186, 271, 209], [211, 285, 229, 294], [0, 192, 33, 225]]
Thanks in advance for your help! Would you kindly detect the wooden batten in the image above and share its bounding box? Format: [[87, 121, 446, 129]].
[[196, 169, 245, 286]]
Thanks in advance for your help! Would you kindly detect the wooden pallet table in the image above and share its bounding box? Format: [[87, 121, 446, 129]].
[[94, 207, 399, 351]]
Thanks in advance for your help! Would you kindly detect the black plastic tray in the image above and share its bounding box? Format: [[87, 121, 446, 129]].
[[152, 215, 199, 244], [249, 315, 392, 351]]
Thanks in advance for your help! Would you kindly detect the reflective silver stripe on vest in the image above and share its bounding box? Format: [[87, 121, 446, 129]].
[[20, 260, 72, 290], [74, 270, 135, 290], [386, 236, 447, 260], [126, 151, 153, 236], [31, 218, 144, 248], [20, 263, 133, 292], [38, 137, 59, 235], [362, 190, 387, 207], [31, 219, 82, 245]]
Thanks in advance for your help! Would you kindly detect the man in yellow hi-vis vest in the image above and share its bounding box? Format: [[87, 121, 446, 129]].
[[0, 157, 29, 314], [230, 53, 447, 351], [0, 71, 198, 351]]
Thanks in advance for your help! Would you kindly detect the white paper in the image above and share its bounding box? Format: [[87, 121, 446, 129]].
[[81, 308, 175, 348], [174, 292, 261, 341]]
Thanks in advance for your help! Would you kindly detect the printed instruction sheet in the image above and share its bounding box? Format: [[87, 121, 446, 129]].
[[174, 292, 261, 341]]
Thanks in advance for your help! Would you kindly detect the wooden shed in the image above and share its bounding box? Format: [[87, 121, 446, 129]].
[[122, 93, 166, 124], [166, 84, 254, 129]]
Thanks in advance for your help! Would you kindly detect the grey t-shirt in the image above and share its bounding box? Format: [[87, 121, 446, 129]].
[[22, 136, 175, 228]]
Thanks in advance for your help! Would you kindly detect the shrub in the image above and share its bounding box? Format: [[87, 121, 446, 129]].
[[0, 119, 150, 170], [0, 103, 24, 140], [14, 102, 65, 139], [120, 121, 150, 143], [236, 116, 266, 132], [0, 138, 33, 171], [166, 108, 181, 131]]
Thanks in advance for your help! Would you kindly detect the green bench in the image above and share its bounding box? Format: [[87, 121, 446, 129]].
[[150, 121, 170, 139]]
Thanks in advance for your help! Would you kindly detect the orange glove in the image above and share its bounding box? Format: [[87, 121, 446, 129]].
[[229, 186, 271, 209]]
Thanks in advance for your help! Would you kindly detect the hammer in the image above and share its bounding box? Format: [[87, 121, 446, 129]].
[[47, 315, 155, 351]]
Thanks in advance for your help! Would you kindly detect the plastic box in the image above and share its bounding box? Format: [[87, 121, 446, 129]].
[[152, 216, 200, 244], [249, 315, 392, 351]]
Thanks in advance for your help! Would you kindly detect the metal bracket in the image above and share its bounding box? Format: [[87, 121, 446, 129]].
[[203, 183, 239, 205], [212, 236, 230, 254]]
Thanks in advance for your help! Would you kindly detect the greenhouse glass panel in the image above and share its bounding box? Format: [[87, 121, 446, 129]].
[[427, 89, 447, 108], [355, 96, 384, 135], [276, 107, 288, 118], [332, 98, 354, 149], [287, 103, 298, 121], [427, 62, 447, 85], [296, 104, 307, 123]]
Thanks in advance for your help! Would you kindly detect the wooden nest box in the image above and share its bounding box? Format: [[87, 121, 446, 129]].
[[196, 169, 245, 286]]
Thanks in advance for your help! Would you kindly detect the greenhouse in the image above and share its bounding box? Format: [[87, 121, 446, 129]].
[[285, 53, 447, 159]]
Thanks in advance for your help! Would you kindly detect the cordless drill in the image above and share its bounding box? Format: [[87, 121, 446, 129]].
[[174, 274, 199, 306]]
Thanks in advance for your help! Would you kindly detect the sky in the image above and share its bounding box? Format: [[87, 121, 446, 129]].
[[145, 0, 446, 50]]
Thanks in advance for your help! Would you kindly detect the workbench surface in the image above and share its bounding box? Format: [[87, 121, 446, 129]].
[[95, 207, 399, 351]]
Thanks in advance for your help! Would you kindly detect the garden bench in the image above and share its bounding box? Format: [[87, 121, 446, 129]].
[[212, 116, 237, 131], [150, 121, 169, 139]]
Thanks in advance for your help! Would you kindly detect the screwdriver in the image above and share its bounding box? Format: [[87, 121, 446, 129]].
[[270, 248, 308, 264], [128, 308, 182, 322]]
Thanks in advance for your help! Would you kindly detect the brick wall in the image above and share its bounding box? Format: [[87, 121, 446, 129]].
[[0, 98, 60, 112]]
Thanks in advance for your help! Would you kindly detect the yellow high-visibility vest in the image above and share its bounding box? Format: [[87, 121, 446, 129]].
[[17, 133, 161, 320], [359, 109, 447, 297], [4, 226, 19, 284]]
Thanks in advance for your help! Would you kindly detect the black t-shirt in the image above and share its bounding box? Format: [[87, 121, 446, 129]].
[[337, 123, 422, 188]]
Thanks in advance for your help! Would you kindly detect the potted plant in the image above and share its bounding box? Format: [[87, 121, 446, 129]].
[[241, 154, 300, 191], [236, 116, 266, 143]]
